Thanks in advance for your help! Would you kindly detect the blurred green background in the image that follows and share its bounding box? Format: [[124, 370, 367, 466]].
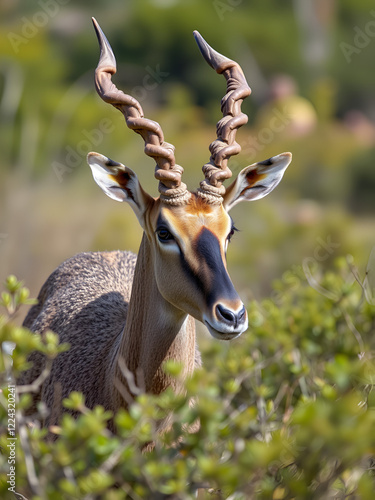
[[0, 0, 374, 306]]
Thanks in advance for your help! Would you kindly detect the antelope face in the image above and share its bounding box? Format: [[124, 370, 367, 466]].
[[88, 19, 292, 342], [148, 198, 247, 339]]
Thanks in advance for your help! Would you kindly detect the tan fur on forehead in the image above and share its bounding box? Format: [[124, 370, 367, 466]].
[[162, 193, 224, 220], [186, 193, 217, 215], [160, 194, 230, 242]]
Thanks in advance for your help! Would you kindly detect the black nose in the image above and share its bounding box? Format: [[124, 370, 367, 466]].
[[216, 304, 247, 328]]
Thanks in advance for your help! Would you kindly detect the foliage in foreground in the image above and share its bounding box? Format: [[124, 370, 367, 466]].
[[0, 257, 375, 499]]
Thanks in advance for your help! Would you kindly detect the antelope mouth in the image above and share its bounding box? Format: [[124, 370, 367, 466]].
[[204, 320, 247, 341]]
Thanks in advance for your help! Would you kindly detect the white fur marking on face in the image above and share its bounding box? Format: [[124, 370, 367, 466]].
[[156, 239, 181, 254]]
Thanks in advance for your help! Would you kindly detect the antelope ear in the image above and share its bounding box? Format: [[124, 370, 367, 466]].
[[223, 152, 292, 212], [87, 152, 154, 226]]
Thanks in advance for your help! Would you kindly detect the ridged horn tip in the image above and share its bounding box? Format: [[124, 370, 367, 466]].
[[92, 17, 116, 71], [193, 30, 233, 74]]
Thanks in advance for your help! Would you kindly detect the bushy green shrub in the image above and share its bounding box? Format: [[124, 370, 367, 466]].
[[1, 258, 374, 499]]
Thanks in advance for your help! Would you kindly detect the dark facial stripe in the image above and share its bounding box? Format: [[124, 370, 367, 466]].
[[180, 227, 239, 307]]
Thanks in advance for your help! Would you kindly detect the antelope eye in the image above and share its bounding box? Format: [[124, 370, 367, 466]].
[[227, 224, 238, 243], [157, 228, 174, 242]]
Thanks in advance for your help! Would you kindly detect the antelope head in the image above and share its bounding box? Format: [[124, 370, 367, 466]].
[[87, 19, 292, 340]]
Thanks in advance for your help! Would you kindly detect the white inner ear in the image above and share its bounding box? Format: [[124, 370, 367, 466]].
[[87, 152, 132, 203], [91, 166, 128, 202], [224, 152, 292, 211], [87, 151, 154, 229]]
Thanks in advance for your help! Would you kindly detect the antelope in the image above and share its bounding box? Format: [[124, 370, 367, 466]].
[[19, 19, 292, 431]]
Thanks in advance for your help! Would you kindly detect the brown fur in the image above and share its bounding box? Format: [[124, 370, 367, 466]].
[[18, 244, 200, 431]]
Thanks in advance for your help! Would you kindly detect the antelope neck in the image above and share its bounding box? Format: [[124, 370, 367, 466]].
[[111, 234, 196, 405]]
